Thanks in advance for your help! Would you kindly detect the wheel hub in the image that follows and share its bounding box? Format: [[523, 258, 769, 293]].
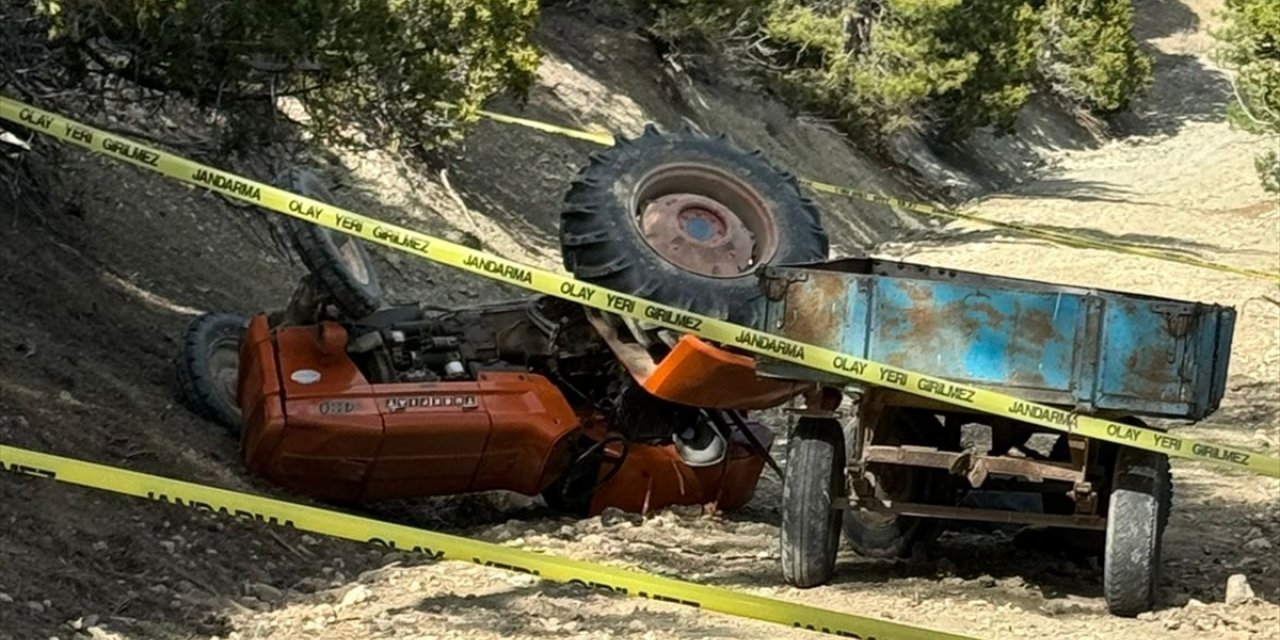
[[208, 337, 241, 415], [640, 193, 757, 277], [336, 236, 371, 285]]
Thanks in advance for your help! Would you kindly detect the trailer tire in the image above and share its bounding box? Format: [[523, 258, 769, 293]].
[[781, 417, 845, 588], [1104, 444, 1172, 617], [561, 126, 828, 328], [276, 168, 383, 319], [841, 411, 938, 559], [176, 312, 247, 435]]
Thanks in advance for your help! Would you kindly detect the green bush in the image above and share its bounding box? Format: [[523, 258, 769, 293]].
[[1039, 0, 1153, 113], [1213, 0, 1280, 193], [643, 0, 1148, 141], [37, 0, 540, 150]]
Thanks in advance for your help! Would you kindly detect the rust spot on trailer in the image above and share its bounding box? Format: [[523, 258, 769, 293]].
[[780, 272, 848, 347], [1019, 308, 1057, 345]]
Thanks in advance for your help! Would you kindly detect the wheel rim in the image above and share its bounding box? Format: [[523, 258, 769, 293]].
[[333, 233, 372, 285], [207, 336, 241, 416], [632, 163, 779, 278]]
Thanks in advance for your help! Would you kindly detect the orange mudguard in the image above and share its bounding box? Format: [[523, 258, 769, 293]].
[[642, 335, 808, 410]]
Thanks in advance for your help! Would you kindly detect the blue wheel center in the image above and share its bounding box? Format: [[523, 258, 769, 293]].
[[682, 217, 716, 241]]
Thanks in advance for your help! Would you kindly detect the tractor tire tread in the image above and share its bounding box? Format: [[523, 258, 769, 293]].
[[176, 312, 247, 435], [561, 129, 828, 327]]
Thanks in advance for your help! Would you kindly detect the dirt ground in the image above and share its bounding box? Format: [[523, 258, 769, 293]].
[[1, 1, 1278, 639]]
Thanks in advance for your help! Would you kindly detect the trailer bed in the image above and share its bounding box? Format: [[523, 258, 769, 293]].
[[758, 258, 1235, 421]]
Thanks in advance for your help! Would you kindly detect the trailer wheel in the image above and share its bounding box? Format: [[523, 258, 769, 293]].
[[276, 168, 383, 319], [1104, 444, 1172, 617], [176, 312, 247, 435], [561, 126, 828, 327], [781, 417, 845, 588], [842, 411, 938, 558]]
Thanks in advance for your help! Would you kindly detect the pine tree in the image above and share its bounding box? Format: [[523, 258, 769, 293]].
[[1039, 0, 1153, 113], [1214, 0, 1280, 193]]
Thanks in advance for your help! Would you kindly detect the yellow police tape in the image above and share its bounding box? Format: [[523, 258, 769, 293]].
[[468, 109, 1280, 284], [0, 444, 972, 640], [1, 95, 1277, 482]]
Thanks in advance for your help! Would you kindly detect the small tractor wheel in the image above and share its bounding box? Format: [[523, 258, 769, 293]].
[[560, 126, 828, 328], [781, 416, 845, 588], [1104, 443, 1172, 617], [276, 168, 382, 319], [176, 312, 247, 435]]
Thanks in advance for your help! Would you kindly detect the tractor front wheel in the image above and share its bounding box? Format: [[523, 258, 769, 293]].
[[176, 312, 247, 435], [276, 168, 383, 319]]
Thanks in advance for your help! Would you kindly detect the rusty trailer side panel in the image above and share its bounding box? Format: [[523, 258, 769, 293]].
[[760, 259, 1235, 421]]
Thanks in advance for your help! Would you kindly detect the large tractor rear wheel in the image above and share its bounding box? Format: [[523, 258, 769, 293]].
[[560, 126, 828, 328]]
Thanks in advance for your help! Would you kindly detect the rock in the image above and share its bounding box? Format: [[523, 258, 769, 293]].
[[248, 583, 283, 604], [600, 507, 639, 527], [27, 601, 45, 614], [0, 593, 12, 603], [970, 575, 997, 588], [1243, 538, 1273, 552], [1226, 574, 1255, 605], [294, 578, 328, 593], [339, 585, 371, 608], [1185, 598, 1207, 608], [1194, 616, 1218, 631], [1163, 619, 1182, 630], [303, 618, 326, 632], [91, 541, 108, 552], [1041, 599, 1076, 616], [159, 540, 176, 554]]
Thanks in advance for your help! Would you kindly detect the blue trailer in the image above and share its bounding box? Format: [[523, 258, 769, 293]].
[[755, 257, 1235, 616]]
